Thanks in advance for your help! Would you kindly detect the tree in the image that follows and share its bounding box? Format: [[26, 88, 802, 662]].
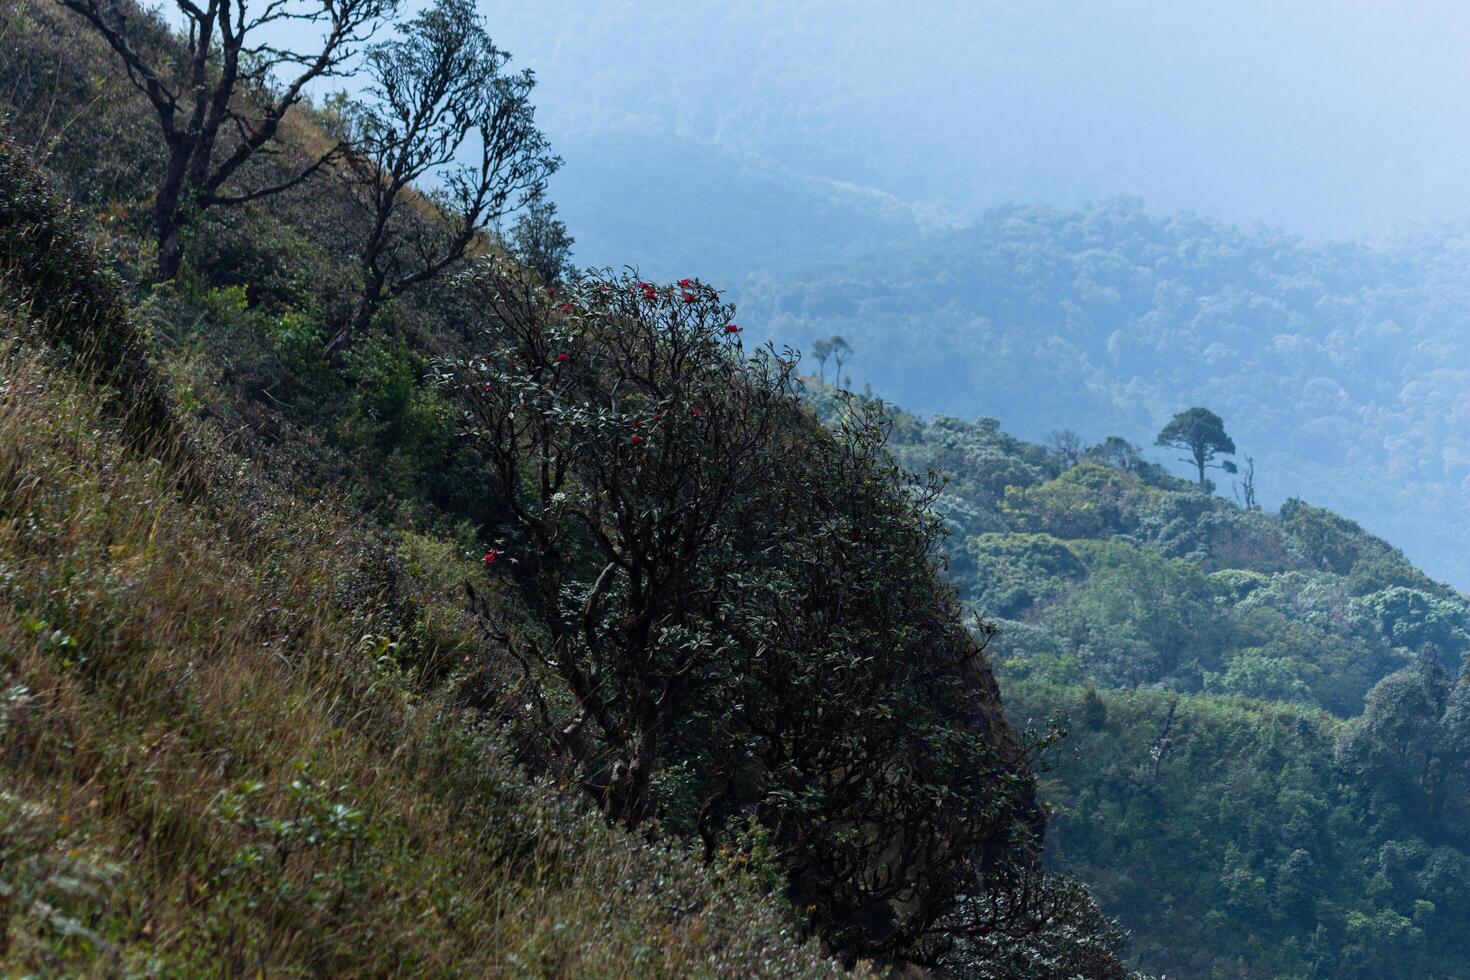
[[328, 0, 558, 356], [444, 263, 796, 824], [1047, 429, 1083, 469], [1156, 407, 1236, 486], [509, 190, 575, 286], [441, 263, 1048, 966], [57, 0, 396, 278], [829, 334, 853, 384], [1337, 650, 1454, 825], [809, 336, 833, 382], [1089, 435, 1142, 473], [1233, 454, 1259, 509]]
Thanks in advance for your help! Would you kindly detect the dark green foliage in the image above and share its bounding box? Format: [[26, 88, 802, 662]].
[[0, 131, 181, 459], [1336, 654, 1470, 839], [1155, 406, 1236, 486], [861, 401, 1470, 976], [510, 192, 575, 286], [1010, 679, 1470, 978], [438, 264, 1064, 966]]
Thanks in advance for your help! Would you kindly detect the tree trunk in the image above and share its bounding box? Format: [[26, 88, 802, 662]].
[[603, 728, 657, 825], [154, 156, 189, 280], [326, 283, 382, 360]]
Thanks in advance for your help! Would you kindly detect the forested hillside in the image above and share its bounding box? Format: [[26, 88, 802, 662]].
[[851, 398, 1470, 978], [740, 200, 1470, 588], [9, 1, 1470, 978], [0, 1, 1137, 975]]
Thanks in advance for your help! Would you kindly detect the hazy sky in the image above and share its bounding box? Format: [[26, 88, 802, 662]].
[[481, 0, 1470, 241]]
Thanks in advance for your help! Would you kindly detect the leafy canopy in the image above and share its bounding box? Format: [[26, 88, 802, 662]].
[[1156, 406, 1236, 485]]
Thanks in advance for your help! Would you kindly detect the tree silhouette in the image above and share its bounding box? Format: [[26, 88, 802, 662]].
[[809, 337, 833, 383], [57, 0, 396, 278], [1156, 407, 1236, 486], [328, 0, 558, 355]]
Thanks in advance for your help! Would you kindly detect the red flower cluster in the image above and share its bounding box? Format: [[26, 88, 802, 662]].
[[480, 382, 493, 392], [560, 303, 573, 314], [483, 549, 503, 564], [724, 323, 741, 334], [690, 406, 703, 417], [630, 434, 645, 446], [681, 292, 696, 303], [556, 352, 570, 363], [545, 286, 555, 298], [678, 277, 694, 287]]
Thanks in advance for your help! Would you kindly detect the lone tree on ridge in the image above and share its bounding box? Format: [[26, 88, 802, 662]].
[[1156, 406, 1236, 486]]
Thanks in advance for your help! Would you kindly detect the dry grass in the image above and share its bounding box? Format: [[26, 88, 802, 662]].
[[0, 328, 837, 977]]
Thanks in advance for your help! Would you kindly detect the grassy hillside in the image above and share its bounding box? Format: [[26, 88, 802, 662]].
[[0, 139, 841, 977], [0, 334, 841, 976], [858, 401, 1470, 978]]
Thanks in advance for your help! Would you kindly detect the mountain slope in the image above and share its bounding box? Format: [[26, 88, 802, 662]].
[[0, 130, 841, 977], [0, 3, 1140, 974], [859, 400, 1470, 978]]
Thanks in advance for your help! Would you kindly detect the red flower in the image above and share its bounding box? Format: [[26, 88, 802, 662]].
[[681, 293, 696, 303], [678, 277, 693, 287], [556, 352, 570, 363], [560, 303, 573, 314], [545, 286, 555, 297], [638, 281, 652, 289], [630, 434, 645, 446], [480, 382, 493, 391], [643, 288, 657, 301], [652, 412, 663, 422], [483, 549, 502, 564], [724, 323, 741, 334], [690, 406, 703, 417]]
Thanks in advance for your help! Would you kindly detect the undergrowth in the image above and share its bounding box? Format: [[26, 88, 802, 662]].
[[0, 329, 837, 976]]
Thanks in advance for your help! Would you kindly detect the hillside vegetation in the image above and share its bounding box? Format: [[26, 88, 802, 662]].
[[0, 0, 1136, 975], [862, 401, 1470, 978]]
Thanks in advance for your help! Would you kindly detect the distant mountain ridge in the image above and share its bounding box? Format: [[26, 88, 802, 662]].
[[733, 198, 1470, 587]]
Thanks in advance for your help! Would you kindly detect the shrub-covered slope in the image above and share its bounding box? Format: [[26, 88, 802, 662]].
[[0, 2, 1140, 974], [863, 401, 1470, 978], [0, 134, 842, 978]]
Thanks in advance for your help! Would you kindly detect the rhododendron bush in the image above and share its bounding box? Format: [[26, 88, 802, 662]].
[[434, 262, 1127, 972]]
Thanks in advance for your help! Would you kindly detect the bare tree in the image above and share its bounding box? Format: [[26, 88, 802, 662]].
[[1047, 429, 1083, 469], [1233, 454, 1259, 510], [327, 0, 559, 356], [57, 0, 397, 278]]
